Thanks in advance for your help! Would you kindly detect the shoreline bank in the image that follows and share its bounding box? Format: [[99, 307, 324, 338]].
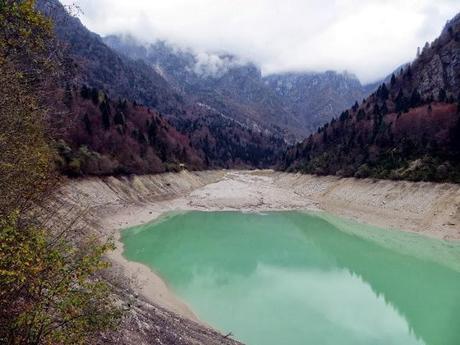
[[58, 170, 460, 325]]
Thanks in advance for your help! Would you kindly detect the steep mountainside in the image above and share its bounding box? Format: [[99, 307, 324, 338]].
[[264, 71, 367, 133], [53, 85, 204, 175], [36, 0, 284, 174], [281, 13, 460, 182], [36, 0, 183, 116], [53, 83, 285, 174], [104, 35, 373, 140]]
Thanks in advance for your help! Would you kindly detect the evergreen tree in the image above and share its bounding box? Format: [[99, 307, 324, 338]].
[[438, 88, 447, 102], [423, 42, 430, 53], [147, 118, 157, 144], [339, 110, 349, 122], [63, 83, 72, 107], [390, 74, 396, 86], [379, 84, 389, 100], [80, 85, 90, 99], [83, 113, 91, 134], [373, 104, 380, 115], [410, 89, 421, 107], [395, 90, 408, 113], [381, 102, 389, 115], [99, 100, 111, 130], [117, 98, 127, 110], [114, 110, 126, 126], [451, 118, 460, 157], [352, 101, 359, 112], [405, 65, 412, 79], [91, 88, 99, 105]]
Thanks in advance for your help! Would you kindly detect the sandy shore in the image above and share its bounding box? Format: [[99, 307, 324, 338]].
[[99, 171, 318, 320], [59, 170, 460, 322]]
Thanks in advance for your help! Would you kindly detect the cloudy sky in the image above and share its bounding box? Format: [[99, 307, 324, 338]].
[[61, 0, 459, 83]]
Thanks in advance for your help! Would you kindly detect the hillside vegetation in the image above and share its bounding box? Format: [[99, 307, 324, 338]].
[[0, 2, 120, 343], [52, 83, 284, 175], [281, 14, 460, 183], [55, 85, 205, 175], [36, 0, 285, 175]]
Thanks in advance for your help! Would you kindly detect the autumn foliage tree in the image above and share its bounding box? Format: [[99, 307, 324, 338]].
[[0, 1, 120, 343]]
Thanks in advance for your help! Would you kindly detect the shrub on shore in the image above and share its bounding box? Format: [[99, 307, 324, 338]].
[[0, 1, 120, 343]]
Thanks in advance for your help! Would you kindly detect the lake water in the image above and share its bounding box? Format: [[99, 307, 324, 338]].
[[121, 211, 460, 345]]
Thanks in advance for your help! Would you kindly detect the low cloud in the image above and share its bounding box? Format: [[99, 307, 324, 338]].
[[190, 53, 244, 78], [61, 0, 460, 83]]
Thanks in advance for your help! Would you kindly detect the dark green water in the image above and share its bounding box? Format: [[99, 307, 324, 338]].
[[121, 211, 460, 345]]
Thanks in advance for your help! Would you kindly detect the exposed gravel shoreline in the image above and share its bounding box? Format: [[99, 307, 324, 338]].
[[56, 170, 460, 344]]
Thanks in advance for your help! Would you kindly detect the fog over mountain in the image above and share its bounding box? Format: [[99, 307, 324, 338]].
[[283, 13, 460, 182], [60, 0, 459, 83], [104, 34, 372, 139], [3, 1, 460, 345]]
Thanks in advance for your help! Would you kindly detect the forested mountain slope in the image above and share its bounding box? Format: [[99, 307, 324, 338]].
[[36, 0, 182, 115], [264, 71, 367, 134], [54, 85, 205, 175], [281, 13, 460, 183], [35, 0, 285, 174], [105, 35, 373, 140], [55, 84, 285, 175]]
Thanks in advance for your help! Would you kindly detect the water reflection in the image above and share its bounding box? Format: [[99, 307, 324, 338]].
[[122, 211, 460, 345]]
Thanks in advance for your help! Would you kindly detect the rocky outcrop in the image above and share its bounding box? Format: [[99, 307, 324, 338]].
[[412, 13, 460, 98], [98, 292, 242, 345], [264, 71, 367, 133], [281, 12, 460, 182]]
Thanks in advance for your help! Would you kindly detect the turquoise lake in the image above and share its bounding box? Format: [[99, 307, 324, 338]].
[[121, 211, 460, 345]]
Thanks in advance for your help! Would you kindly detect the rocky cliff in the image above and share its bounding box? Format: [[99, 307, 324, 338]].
[[281, 12, 460, 183], [264, 71, 367, 133]]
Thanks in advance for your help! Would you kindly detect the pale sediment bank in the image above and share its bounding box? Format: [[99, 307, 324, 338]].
[[56, 170, 226, 321], [56, 170, 460, 342], [270, 171, 460, 240]]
